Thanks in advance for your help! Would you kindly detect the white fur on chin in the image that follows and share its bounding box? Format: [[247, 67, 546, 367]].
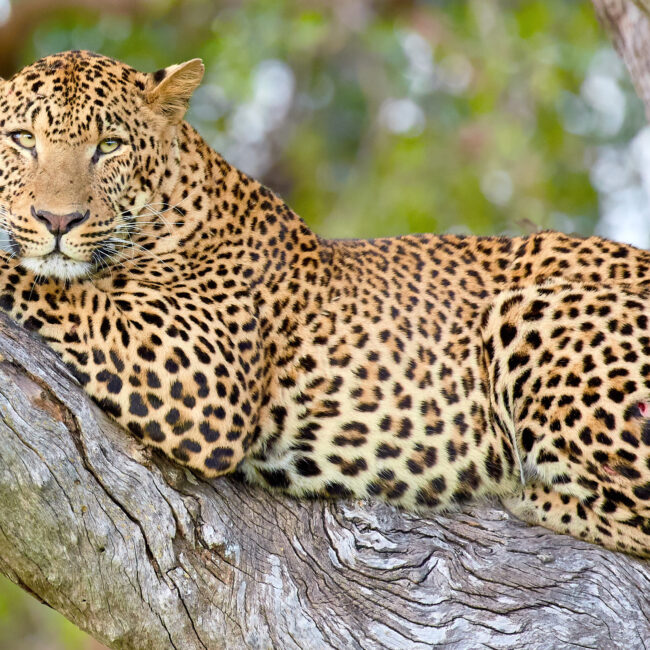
[[20, 254, 92, 281]]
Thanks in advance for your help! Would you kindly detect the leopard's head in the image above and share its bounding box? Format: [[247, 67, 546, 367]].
[[0, 50, 203, 280]]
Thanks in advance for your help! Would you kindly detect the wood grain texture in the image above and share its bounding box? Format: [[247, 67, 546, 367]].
[[0, 314, 649, 649]]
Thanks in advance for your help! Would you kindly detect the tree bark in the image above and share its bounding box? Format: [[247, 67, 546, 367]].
[[2, 3, 650, 648], [592, 0, 650, 117]]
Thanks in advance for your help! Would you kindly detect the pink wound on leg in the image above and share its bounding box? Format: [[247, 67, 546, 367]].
[[638, 402, 649, 417]]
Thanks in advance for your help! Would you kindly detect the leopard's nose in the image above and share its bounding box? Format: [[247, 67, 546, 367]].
[[31, 206, 90, 235]]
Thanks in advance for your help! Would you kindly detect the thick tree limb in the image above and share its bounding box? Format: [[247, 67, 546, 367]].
[[0, 314, 649, 648], [592, 0, 650, 118]]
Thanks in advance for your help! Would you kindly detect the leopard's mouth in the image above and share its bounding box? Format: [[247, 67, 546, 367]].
[[20, 252, 93, 281]]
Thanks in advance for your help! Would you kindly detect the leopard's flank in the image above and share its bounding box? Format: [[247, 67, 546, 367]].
[[0, 50, 650, 557]]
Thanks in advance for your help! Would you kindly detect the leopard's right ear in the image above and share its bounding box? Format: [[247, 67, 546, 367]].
[[145, 59, 204, 124]]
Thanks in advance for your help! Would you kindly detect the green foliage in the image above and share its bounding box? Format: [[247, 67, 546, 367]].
[[20, 0, 643, 244], [0, 575, 89, 649]]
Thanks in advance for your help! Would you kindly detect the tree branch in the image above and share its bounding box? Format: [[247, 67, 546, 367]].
[[592, 0, 650, 118], [0, 314, 649, 648]]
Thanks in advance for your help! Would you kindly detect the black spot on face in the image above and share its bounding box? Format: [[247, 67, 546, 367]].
[[500, 323, 517, 347]]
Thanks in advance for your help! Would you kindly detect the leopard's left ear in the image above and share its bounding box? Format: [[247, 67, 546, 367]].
[[146, 59, 204, 123]]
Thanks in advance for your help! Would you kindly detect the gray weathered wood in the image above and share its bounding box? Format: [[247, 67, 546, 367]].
[[593, 0, 650, 118], [0, 307, 649, 649]]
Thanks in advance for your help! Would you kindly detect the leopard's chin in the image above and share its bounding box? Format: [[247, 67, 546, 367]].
[[20, 253, 92, 281]]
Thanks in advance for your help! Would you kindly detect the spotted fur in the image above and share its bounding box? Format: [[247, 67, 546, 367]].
[[0, 51, 650, 556]]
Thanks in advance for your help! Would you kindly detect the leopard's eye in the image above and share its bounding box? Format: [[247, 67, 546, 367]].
[[10, 130, 35, 149], [97, 138, 122, 155]]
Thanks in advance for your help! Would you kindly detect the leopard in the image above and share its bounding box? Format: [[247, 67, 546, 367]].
[[0, 50, 650, 558]]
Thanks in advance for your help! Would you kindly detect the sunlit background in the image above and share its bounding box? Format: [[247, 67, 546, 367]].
[[0, 0, 646, 648]]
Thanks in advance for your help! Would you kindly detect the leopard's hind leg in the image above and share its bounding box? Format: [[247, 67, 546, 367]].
[[503, 481, 650, 557], [483, 281, 650, 556]]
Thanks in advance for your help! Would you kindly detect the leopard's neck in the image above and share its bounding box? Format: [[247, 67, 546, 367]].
[[131, 121, 332, 325]]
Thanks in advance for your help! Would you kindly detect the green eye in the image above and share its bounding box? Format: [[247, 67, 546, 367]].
[[98, 138, 122, 154], [10, 130, 35, 149]]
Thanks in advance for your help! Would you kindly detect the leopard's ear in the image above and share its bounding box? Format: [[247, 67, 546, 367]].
[[146, 59, 204, 123]]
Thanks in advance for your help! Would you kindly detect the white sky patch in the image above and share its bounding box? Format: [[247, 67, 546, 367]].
[[594, 126, 650, 250], [481, 169, 514, 206], [596, 186, 650, 249], [379, 98, 425, 135], [581, 73, 626, 137], [0, 0, 10, 27], [224, 59, 295, 177]]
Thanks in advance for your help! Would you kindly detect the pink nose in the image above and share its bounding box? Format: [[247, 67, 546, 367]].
[[31, 206, 90, 234]]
